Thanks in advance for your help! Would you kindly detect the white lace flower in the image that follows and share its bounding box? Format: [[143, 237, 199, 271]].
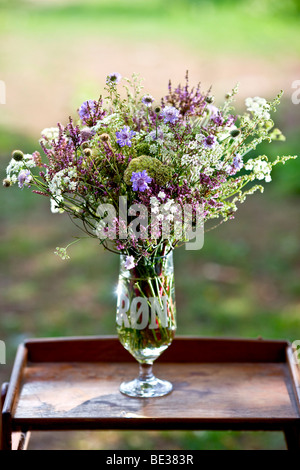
[[245, 97, 271, 120]]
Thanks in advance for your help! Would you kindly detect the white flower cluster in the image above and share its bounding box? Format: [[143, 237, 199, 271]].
[[40, 127, 60, 145], [47, 167, 78, 197], [6, 154, 36, 184], [145, 125, 175, 163], [245, 97, 271, 120], [245, 158, 272, 182], [183, 138, 223, 179], [150, 193, 180, 223]]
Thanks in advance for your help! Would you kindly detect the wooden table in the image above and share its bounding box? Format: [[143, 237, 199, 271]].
[[1, 336, 300, 450]]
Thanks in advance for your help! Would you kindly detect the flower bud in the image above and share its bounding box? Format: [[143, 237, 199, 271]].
[[205, 96, 214, 104], [154, 106, 161, 114], [230, 129, 240, 137], [12, 150, 24, 161], [2, 178, 11, 187], [99, 133, 110, 142], [81, 142, 90, 150], [83, 148, 92, 157]]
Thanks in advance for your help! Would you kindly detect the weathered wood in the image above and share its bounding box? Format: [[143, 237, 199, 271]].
[[13, 362, 299, 426], [2, 336, 300, 450], [1, 345, 28, 450], [24, 336, 288, 363]]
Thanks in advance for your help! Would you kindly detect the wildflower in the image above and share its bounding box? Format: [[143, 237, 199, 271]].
[[116, 126, 136, 147], [124, 155, 173, 187], [142, 94, 154, 107], [99, 133, 110, 142], [40, 128, 59, 143], [124, 255, 136, 270], [50, 197, 64, 214], [18, 170, 32, 189], [80, 127, 95, 142], [157, 191, 166, 200], [161, 106, 180, 124], [245, 96, 271, 120], [149, 129, 164, 141], [54, 247, 70, 260], [2, 178, 11, 187], [203, 135, 217, 149], [106, 72, 122, 85], [78, 100, 96, 122], [232, 154, 243, 170], [130, 170, 152, 192]]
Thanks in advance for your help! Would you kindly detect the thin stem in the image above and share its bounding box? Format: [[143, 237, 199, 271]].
[[139, 363, 153, 380]]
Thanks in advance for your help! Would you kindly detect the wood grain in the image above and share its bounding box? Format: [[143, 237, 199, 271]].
[[13, 361, 299, 429], [2, 336, 299, 448]]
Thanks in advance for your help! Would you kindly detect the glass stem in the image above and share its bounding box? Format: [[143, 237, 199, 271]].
[[139, 363, 154, 381]]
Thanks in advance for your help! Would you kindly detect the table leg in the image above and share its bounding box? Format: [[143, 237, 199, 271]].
[[1, 382, 12, 450], [284, 425, 300, 450]]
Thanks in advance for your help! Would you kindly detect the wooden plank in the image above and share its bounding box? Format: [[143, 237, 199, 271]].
[[12, 361, 299, 431], [1, 344, 28, 450], [24, 336, 289, 364]]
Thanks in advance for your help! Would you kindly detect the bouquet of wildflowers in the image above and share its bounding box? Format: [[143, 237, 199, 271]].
[[4, 71, 296, 264], [4, 72, 297, 362]]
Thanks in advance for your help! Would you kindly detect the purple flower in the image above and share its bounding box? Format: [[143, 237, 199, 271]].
[[206, 104, 219, 118], [124, 255, 136, 270], [161, 106, 180, 124], [78, 99, 106, 126], [18, 170, 31, 188], [78, 100, 96, 122], [131, 170, 152, 192], [142, 94, 154, 107], [203, 135, 217, 149], [106, 72, 122, 85], [232, 154, 244, 170], [149, 128, 164, 141], [80, 127, 96, 143], [116, 126, 136, 147]]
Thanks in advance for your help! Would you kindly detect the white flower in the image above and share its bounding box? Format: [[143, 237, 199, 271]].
[[245, 158, 272, 182], [245, 96, 271, 120], [50, 197, 64, 214], [40, 127, 59, 142], [157, 191, 166, 200], [124, 255, 136, 270]]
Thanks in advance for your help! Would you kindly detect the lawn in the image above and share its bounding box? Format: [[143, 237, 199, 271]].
[[0, 0, 299, 451]]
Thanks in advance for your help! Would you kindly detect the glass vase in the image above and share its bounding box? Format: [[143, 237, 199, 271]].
[[116, 250, 176, 398]]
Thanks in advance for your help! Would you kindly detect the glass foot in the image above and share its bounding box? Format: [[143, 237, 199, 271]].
[[120, 375, 173, 398]]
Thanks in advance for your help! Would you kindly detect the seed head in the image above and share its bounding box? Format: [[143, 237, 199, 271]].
[[99, 133, 110, 142], [83, 148, 92, 157], [12, 150, 24, 161], [2, 178, 11, 188], [230, 129, 240, 138]]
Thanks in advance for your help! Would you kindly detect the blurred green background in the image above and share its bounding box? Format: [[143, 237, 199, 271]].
[[0, 0, 299, 450]]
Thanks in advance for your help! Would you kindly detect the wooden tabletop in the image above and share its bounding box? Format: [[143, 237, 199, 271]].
[[1, 336, 300, 449]]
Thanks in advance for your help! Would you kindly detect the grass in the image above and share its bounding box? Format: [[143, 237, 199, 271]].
[[1, 0, 300, 56]]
